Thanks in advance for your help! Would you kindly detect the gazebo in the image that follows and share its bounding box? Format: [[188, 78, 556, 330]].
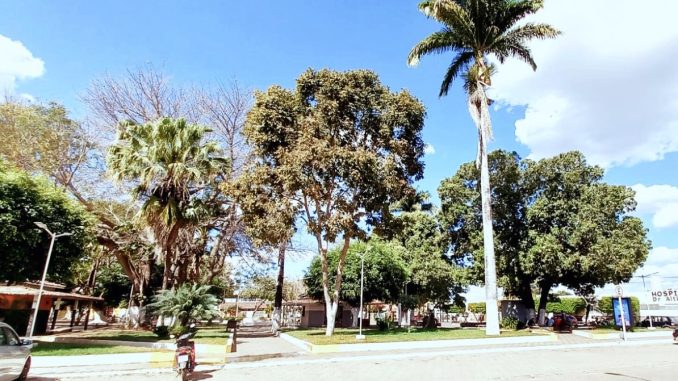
[[0, 281, 103, 335]]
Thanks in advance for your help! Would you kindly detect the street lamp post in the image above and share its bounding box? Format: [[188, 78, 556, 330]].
[[356, 251, 366, 340], [29, 222, 72, 338]]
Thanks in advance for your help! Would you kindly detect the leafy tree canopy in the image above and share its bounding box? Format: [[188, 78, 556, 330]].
[[245, 68, 426, 335], [108, 117, 231, 289], [0, 161, 94, 283], [305, 239, 408, 307], [388, 210, 468, 307], [439, 150, 651, 311]]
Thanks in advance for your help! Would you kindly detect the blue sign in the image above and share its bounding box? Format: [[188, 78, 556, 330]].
[[612, 297, 633, 327]]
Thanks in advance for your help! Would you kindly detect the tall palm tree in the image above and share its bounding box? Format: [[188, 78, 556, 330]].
[[108, 118, 229, 289], [408, 0, 559, 335]]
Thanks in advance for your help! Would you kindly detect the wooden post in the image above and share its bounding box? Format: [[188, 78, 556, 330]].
[[70, 300, 79, 327], [83, 301, 93, 331], [50, 298, 62, 331]]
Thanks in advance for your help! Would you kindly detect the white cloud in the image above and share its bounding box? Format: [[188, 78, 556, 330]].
[[591, 247, 678, 297], [489, 0, 678, 167], [424, 143, 435, 155], [0, 34, 45, 94], [631, 247, 678, 289], [631, 184, 678, 229]]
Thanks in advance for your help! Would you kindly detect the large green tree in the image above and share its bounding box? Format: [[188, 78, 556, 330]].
[[439, 150, 651, 324], [108, 118, 229, 289], [0, 161, 93, 283], [523, 152, 650, 323], [245, 69, 426, 335], [408, 0, 559, 335], [305, 240, 408, 312], [390, 210, 467, 310], [439, 151, 529, 309]]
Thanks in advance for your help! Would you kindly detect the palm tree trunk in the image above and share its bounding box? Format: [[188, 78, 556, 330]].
[[480, 134, 500, 335], [470, 83, 500, 336]]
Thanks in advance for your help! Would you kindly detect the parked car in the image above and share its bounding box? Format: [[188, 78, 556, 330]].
[[0, 322, 33, 381], [673, 327, 678, 342]]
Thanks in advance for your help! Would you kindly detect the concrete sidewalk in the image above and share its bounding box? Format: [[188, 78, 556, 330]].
[[32, 323, 304, 369], [32, 326, 666, 370]]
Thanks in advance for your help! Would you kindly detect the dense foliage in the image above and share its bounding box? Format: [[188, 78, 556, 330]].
[[148, 283, 220, 331], [0, 161, 94, 283], [108, 118, 230, 289], [440, 150, 651, 322], [305, 239, 408, 307], [245, 68, 426, 335]]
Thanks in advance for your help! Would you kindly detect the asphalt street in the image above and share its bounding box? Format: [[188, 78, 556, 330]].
[[27, 339, 677, 381]]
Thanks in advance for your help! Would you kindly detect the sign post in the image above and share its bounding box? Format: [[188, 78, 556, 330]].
[[615, 285, 627, 342]]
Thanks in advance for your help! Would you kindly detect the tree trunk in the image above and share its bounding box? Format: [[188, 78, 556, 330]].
[[538, 283, 551, 326], [272, 243, 286, 335], [517, 283, 536, 323], [321, 236, 351, 336], [479, 127, 500, 336], [162, 247, 173, 290], [85, 259, 99, 295]]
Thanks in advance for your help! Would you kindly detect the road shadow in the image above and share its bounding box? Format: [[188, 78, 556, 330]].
[[190, 369, 217, 380], [28, 377, 60, 381]]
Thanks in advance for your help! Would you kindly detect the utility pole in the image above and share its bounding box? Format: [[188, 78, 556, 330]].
[[637, 272, 659, 329], [356, 251, 366, 340]]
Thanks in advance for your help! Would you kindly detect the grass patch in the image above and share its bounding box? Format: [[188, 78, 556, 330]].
[[70, 329, 169, 343], [284, 327, 545, 345], [192, 327, 231, 344], [32, 342, 165, 356], [63, 326, 231, 345]]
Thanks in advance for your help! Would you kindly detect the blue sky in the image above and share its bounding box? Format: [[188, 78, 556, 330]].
[[2, 1, 677, 297]]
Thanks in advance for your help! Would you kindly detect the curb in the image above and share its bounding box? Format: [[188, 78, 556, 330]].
[[280, 332, 557, 354], [572, 329, 672, 340]]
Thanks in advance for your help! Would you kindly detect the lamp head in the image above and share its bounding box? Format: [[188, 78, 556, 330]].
[[34, 222, 48, 230]]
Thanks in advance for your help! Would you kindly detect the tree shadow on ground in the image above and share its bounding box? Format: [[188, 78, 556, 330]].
[[190, 369, 217, 380]]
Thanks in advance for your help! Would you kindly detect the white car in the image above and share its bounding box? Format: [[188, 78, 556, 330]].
[[0, 322, 32, 381]]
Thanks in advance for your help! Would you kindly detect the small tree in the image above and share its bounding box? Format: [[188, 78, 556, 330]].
[[148, 283, 220, 334], [305, 239, 408, 308]]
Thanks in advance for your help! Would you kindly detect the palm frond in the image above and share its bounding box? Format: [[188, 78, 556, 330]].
[[418, 1, 475, 42], [408, 31, 459, 67], [439, 50, 475, 96]]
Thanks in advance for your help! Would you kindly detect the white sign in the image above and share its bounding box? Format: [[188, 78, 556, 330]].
[[650, 289, 678, 304], [615, 285, 623, 297]]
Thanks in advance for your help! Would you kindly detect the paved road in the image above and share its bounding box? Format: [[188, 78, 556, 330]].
[[29, 339, 678, 381]]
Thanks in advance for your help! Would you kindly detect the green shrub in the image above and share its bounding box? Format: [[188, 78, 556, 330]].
[[170, 324, 189, 337], [153, 325, 169, 338], [375, 316, 395, 331], [545, 297, 586, 315], [501, 316, 519, 330], [468, 303, 486, 314], [447, 305, 464, 314]]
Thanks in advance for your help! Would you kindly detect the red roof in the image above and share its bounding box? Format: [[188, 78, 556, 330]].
[[0, 285, 103, 302]]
